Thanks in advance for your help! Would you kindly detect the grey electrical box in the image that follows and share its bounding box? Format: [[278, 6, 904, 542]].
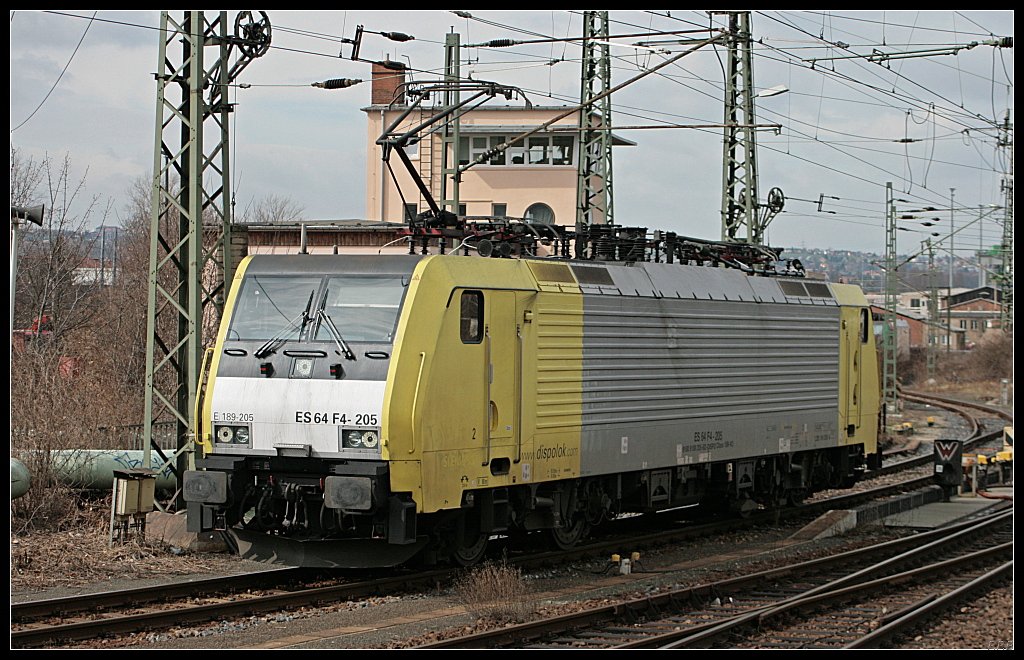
[[112, 468, 157, 515]]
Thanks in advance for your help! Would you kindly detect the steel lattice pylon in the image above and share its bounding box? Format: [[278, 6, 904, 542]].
[[440, 32, 462, 216], [143, 11, 269, 504], [998, 111, 1013, 335], [719, 11, 761, 244], [882, 182, 899, 415], [576, 10, 614, 228], [925, 239, 937, 381]]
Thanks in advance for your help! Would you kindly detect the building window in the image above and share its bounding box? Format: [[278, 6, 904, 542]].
[[492, 203, 507, 217], [458, 136, 502, 167], [959, 320, 967, 329], [524, 203, 555, 225], [457, 134, 575, 166], [460, 291, 483, 343], [458, 204, 467, 216], [404, 203, 419, 222], [550, 135, 574, 165], [527, 137, 549, 164], [508, 140, 526, 165], [910, 299, 921, 308]]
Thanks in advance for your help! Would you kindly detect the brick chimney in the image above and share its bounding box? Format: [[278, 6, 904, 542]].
[[371, 60, 408, 106]]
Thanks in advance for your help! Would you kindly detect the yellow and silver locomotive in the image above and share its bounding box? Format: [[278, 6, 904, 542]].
[[184, 233, 880, 567]]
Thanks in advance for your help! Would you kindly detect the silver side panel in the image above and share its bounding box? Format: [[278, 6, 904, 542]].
[[579, 264, 839, 476]]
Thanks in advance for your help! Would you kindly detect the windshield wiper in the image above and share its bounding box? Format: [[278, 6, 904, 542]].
[[317, 308, 356, 361], [254, 289, 315, 359]]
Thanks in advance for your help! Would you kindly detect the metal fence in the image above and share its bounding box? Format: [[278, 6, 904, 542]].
[[97, 422, 179, 451], [12, 422, 181, 452]]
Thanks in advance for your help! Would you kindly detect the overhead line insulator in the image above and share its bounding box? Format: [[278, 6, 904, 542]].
[[312, 78, 363, 89], [380, 31, 415, 42]]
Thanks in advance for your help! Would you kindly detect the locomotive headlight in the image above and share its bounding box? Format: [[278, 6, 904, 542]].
[[341, 428, 380, 450], [343, 429, 364, 448], [215, 424, 250, 446]]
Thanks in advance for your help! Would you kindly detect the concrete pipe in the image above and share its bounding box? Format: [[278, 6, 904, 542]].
[[11, 457, 31, 500], [49, 450, 178, 491]]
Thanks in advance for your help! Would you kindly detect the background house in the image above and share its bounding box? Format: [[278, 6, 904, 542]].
[[943, 287, 1003, 347]]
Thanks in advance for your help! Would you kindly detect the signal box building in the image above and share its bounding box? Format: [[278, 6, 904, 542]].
[[362, 60, 632, 227]]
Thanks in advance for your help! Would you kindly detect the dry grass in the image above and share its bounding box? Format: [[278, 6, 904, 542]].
[[10, 497, 240, 593], [451, 560, 534, 624], [899, 333, 1013, 405]]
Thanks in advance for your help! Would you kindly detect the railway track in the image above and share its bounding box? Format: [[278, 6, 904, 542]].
[[14, 389, 1009, 649], [869, 389, 1011, 478], [10, 564, 452, 648], [13, 468, 1002, 649], [414, 507, 1012, 649], [9, 469, 966, 649]]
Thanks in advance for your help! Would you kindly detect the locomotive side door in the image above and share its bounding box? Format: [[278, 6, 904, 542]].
[[844, 307, 865, 435], [483, 290, 520, 471]]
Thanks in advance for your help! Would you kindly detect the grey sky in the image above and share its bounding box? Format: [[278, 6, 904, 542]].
[[9, 10, 1014, 254]]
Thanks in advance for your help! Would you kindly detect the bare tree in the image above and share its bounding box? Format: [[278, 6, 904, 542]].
[[98, 175, 154, 403], [10, 151, 117, 530], [239, 193, 305, 224], [10, 146, 45, 206], [13, 152, 111, 339], [10, 158, 264, 530]]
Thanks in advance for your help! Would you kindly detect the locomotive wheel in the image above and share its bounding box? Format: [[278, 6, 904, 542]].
[[452, 532, 489, 566], [787, 488, 807, 507], [547, 517, 589, 550], [730, 493, 758, 518]]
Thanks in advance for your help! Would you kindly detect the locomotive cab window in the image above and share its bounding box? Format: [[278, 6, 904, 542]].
[[860, 308, 870, 343], [460, 291, 483, 343], [227, 276, 322, 341], [314, 276, 406, 342]]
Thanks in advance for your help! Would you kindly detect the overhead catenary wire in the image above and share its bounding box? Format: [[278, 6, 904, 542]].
[[622, 10, 999, 195], [280, 8, 1005, 168], [33, 7, 1007, 140], [434, 11, 1005, 212], [745, 47, 1004, 133], [804, 10, 1002, 39], [335, 10, 1007, 210], [18, 9, 1007, 250], [759, 11, 1005, 129]]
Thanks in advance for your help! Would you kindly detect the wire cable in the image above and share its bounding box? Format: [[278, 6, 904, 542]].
[[761, 11, 1004, 130], [12, 11, 97, 133]]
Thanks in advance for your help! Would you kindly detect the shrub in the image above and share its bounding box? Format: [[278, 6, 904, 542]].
[[451, 560, 533, 623]]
